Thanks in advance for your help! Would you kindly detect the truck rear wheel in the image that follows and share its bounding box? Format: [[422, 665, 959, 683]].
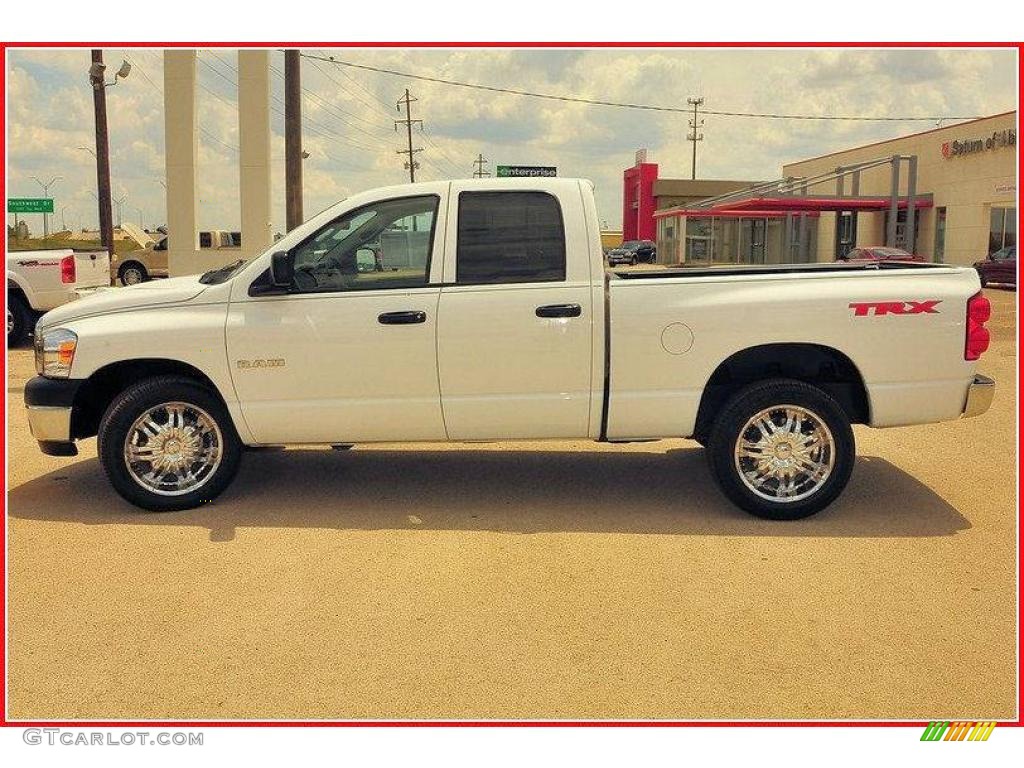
[[98, 376, 242, 511], [706, 379, 854, 520], [7, 292, 32, 347]]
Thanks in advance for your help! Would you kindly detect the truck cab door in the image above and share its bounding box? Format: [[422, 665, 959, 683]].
[[225, 187, 449, 444], [436, 181, 597, 440]]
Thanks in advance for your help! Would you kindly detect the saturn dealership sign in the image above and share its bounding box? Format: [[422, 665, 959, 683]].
[[942, 129, 1016, 159]]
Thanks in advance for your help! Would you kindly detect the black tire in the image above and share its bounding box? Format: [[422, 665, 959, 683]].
[[978, 271, 989, 289], [706, 379, 855, 521], [7, 291, 32, 347], [98, 376, 243, 511], [118, 261, 148, 286]]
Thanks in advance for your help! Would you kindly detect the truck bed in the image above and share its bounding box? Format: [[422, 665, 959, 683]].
[[604, 259, 981, 439]]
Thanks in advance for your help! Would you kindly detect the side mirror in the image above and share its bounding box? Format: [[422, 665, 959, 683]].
[[270, 250, 294, 288]]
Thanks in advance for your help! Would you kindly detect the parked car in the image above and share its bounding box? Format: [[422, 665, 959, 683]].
[[837, 246, 926, 263], [973, 245, 1016, 288], [607, 240, 657, 266], [111, 236, 168, 285], [26, 178, 993, 520], [7, 248, 110, 346]]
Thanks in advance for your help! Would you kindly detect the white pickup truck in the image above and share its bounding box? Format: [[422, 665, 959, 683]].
[[7, 247, 111, 346], [24, 178, 994, 519]]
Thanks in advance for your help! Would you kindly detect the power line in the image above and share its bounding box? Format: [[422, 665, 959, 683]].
[[301, 53, 985, 123], [123, 52, 239, 152], [420, 128, 464, 178], [267, 62, 401, 153]]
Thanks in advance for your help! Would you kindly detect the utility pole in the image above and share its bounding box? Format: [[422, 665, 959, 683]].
[[31, 176, 62, 238], [284, 50, 304, 232], [687, 96, 705, 181], [89, 50, 115, 253], [472, 153, 491, 178], [395, 89, 423, 183]]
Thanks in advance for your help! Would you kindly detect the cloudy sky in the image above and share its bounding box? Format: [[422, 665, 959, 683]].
[[6, 47, 1017, 234]]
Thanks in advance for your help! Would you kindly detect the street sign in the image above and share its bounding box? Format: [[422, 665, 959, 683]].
[[496, 165, 557, 178], [8, 198, 54, 214]]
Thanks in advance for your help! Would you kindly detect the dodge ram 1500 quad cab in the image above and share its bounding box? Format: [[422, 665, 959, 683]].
[[24, 178, 994, 519]]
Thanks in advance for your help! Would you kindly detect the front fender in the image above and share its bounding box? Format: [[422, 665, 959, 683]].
[[57, 303, 255, 443]]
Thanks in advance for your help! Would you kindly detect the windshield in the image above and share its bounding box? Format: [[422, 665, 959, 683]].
[[199, 258, 249, 285]]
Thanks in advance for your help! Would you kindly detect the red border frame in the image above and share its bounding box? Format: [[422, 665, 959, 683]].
[[1, 40, 1021, 730]]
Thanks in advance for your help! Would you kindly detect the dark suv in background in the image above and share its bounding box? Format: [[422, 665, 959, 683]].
[[607, 240, 657, 266]]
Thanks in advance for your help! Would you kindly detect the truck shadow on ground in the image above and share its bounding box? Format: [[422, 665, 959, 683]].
[[8, 445, 970, 542]]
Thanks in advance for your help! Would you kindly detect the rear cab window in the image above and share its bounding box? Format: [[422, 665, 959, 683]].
[[455, 191, 566, 284]]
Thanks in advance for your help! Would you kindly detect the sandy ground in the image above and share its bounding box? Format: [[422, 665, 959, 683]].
[[5, 289, 1017, 721]]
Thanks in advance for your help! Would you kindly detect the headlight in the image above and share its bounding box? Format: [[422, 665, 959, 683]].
[[35, 328, 78, 378]]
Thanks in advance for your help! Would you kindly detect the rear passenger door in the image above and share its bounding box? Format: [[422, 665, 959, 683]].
[[437, 183, 595, 440]]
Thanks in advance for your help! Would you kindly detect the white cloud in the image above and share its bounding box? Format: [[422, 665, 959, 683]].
[[7, 47, 1017, 234]]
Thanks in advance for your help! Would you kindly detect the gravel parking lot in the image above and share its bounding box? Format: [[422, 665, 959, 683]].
[[5, 288, 1017, 721]]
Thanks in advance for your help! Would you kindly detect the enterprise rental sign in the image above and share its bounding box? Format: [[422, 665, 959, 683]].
[[496, 165, 557, 178]]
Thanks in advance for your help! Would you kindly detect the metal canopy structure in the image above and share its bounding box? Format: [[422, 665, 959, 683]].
[[654, 154, 927, 257]]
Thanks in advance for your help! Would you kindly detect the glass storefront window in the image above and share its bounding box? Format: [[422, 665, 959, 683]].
[[989, 207, 1016, 255], [685, 217, 714, 262]]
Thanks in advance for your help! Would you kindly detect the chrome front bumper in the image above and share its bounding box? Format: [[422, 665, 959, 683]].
[[963, 374, 995, 418], [26, 405, 78, 456], [26, 405, 72, 441]]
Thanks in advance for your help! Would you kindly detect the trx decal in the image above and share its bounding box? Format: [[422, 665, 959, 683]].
[[849, 300, 941, 317]]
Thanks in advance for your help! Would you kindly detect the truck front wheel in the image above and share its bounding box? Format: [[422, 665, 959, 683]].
[[706, 379, 855, 520], [98, 376, 243, 511]]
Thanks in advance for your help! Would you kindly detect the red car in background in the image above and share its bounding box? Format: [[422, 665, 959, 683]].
[[837, 246, 926, 263], [973, 245, 1016, 288]]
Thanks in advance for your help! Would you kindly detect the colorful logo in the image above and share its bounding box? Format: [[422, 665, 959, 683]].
[[941, 141, 951, 159], [920, 721, 997, 741]]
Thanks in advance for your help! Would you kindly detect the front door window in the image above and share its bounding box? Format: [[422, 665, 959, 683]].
[[290, 195, 438, 293]]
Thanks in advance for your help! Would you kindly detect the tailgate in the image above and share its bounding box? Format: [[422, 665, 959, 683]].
[[73, 250, 111, 289]]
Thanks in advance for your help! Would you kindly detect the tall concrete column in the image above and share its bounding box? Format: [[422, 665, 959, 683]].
[[163, 50, 199, 277], [238, 51, 272, 256]]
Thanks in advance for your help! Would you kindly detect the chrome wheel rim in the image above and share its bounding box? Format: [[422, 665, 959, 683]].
[[733, 404, 835, 503], [123, 401, 223, 496], [7, 307, 14, 336], [122, 268, 143, 285]]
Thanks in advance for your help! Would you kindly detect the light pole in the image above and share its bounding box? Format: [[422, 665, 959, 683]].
[[31, 175, 62, 238], [113, 194, 128, 228]]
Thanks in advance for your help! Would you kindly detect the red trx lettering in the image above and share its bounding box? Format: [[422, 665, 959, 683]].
[[849, 300, 942, 316]]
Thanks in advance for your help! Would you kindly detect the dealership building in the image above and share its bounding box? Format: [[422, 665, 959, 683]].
[[626, 111, 1016, 267]]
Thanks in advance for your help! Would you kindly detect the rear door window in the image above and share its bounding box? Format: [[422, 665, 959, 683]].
[[456, 191, 565, 284]]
